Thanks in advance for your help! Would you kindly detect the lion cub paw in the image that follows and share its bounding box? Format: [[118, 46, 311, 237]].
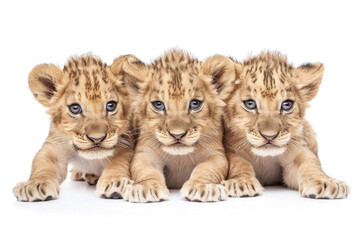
[[300, 177, 350, 199], [221, 177, 264, 197], [96, 176, 131, 199], [13, 179, 60, 202], [70, 169, 99, 186], [180, 181, 227, 202], [123, 181, 170, 203]]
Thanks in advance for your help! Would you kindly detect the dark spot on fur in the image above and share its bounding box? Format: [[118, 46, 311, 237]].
[[299, 63, 313, 69]]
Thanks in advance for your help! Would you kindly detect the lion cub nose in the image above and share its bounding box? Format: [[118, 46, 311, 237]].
[[260, 132, 279, 141], [86, 134, 107, 144], [168, 131, 188, 140]]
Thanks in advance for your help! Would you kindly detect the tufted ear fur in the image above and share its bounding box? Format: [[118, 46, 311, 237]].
[[28, 64, 63, 107], [201, 55, 240, 100], [294, 62, 324, 102], [110, 54, 149, 93]]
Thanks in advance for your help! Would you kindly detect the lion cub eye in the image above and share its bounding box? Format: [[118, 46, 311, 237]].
[[281, 100, 294, 111], [189, 99, 203, 111], [243, 99, 257, 110], [106, 101, 117, 112], [152, 101, 165, 111], [69, 103, 82, 115]]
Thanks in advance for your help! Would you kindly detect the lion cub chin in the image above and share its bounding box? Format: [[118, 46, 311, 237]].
[[219, 52, 349, 199], [121, 51, 235, 203], [13, 54, 142, 201]]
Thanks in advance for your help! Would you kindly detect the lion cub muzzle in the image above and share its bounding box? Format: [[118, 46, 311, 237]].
[[74, 120, 116, 160], [85, 121, 108, 144], [159, 117, 198, 156]]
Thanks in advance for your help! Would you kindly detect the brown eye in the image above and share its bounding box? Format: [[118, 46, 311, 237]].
[[281, 100, 294, 111], [69, 103, 82, 114], [243, 99, 257, 110], [152, 101, 165, 111], [189, 99, 203, 111], [106, 101, 117, 112]]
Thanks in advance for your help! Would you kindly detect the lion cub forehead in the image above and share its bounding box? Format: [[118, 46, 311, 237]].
[[241, 52, 295, 98], [63, 55, 116, 101], [149, 50, 202, 99]]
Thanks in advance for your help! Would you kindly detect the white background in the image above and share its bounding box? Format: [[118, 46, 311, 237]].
[[0, 0, 359, 239]]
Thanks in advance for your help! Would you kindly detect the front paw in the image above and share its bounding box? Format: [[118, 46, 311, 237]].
[[96, 176, 131, 199], [13, 179, 60, 202], [123, 181, 169, 203], [180, 181, 227, 202], [221, 177, 264, 197], [300, 177, 350, 199]]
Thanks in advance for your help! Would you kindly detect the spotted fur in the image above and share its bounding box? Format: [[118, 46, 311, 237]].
[[220, 51, 350, 199], [13, 54, 140, 201], [121, 50, 232, 203]]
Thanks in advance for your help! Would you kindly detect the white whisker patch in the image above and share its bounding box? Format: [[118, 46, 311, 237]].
[[251, 146, 285, 157], [78, 149, 114, 160], [162, 146, 195, 155]]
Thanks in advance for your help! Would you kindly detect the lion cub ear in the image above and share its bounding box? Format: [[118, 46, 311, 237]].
[[28, 64, 64, 107], [110, 55, 149, 93], [201, 55, 240, 100], [294, 63, 324, 102]]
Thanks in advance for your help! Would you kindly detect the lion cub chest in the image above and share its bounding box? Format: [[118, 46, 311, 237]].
[[69, 154, 108, 176], [163, 155, 202, 189], [248, 156, 283, 186]]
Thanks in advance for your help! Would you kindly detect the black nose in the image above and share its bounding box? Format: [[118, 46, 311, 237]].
[[260, 132, 279, 141], [168, 131, 188, 140], [86, 134, 107, 144]]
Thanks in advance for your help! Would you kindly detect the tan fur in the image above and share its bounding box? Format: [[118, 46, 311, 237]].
[[13, 54, 140, 201], [122, 51, 232, 203], [70, 169, 100, 185], [221, 52, 349, 199]]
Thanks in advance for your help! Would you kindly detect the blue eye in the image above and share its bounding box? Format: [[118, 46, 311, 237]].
[[243, 100, 257, 110], [281, 100, 294, 111], [189, 99, 203, 111], [106, 101, 117, 112], [69, 103, 82, 114], [152, 101, 165, 111]]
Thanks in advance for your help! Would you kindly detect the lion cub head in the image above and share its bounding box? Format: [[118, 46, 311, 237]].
[[29, 55, 139, 160], [127, 50, 233, 156], [221, 52, 324, 157]]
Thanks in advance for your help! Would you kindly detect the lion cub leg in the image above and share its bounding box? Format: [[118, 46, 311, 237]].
[[222, 152, 264, 197], [283, 148, 350, 199], [180, 152, 229, 202], [96, 150, 132, 199], [123, 152, 169, 203], [13, 144, 65, 202], [70, 168, 99, 186]]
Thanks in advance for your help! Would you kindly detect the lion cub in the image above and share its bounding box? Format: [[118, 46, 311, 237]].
[[220, 52, 349, 199], [13, 55, 141, 201], [122, 50, 234, 202]]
